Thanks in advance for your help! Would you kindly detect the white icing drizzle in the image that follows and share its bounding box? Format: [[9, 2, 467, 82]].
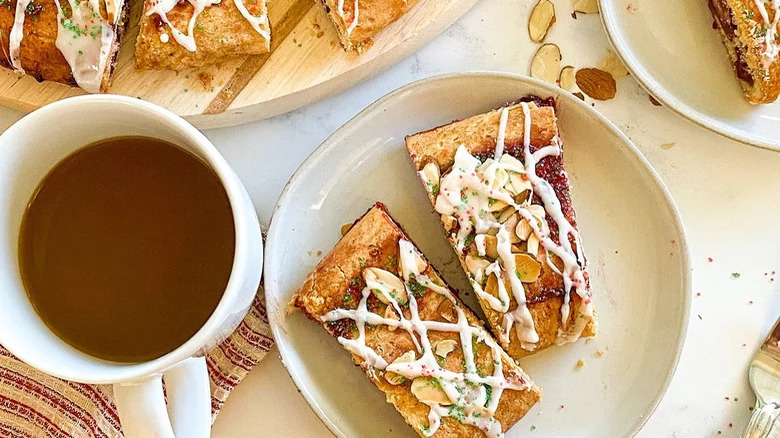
[[9, 0, 33, 72], [752, 0, 780, 65], [336, 0, 359, 35], [321, 240, 529, 438], [234, 0, 271, 41], [431, 103, 593, 349], [145, 0, 221, 52], [146, 0, 270, 52], [8, 0, 123, 92], [53, 0, 123, 93]]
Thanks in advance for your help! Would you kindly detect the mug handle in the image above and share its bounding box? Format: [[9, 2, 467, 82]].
[[113, 357, 211, 438]]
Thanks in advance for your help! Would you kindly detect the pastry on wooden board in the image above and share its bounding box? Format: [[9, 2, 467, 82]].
[[405, 97, 597, 360], [292, 203, 541, 438], [135, 0, 270, 70], [0, 0, 269, 90], [0, 0, 130, 92], [318, 0, 420, 52], [708, 0, 780, 103]]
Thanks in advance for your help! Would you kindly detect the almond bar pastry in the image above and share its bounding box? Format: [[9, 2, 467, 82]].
[[0, 0, 270, 90], [708, 0, 780, 103], [293, 203, 541, 438], [318, 0, 420, 52], [406, 97, 597, 360]]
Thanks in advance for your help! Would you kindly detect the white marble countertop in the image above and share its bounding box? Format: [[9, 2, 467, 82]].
[[1, 0, 779, 436]]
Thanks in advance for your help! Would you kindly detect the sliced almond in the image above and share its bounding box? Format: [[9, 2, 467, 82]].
[[491, 168, 510, 191], [528, 0, 556, 43], [488, 199, 508, 212], [514, 254, 542, 283], [465, 254, 490, 283], [530, 43, 562, 84], [503, 214, 522, 243], [385, 306, 400, 331], [515, 218, 533, 241], [363, 267, 408, 305], [527, 233, 540, 256], [597, 50, 629, 78], [485, 273, 499, 298], [421, 162, 440, 186], [512, 242, 527, 253], [515, 189, 533, 206], [509, 172, 532, 196], [497, 206, 516, 223], [559, 65, 576, 91], [399, 250, 427, 278], [572, 0, 598, 14], [528, 204, 546, 219], [411, 377, 452, 405], [437, 299, 457, 322], [575, 68, 616, 100], [385, 350, 416, 385], [499, 154, 524, 170], [483, 235, 499, 260], [442, 214, 457, 232], [341, 223, 354, 236], [434, 339, 458, 358]]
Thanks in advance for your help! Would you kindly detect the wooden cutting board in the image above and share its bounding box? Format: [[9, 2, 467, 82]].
[[0, 0, 477, 128]]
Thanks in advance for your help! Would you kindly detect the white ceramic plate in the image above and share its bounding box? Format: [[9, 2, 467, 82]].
[[599, 0, 780, 150], [264, 73, 691, 437]]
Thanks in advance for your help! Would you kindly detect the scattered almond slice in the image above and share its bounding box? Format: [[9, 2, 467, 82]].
[[488, 199, 508, 212], [528, 0, 556, 43], [484, 273, 500, 298], [490, 167, 510, 191], [509, 172, 532, 196], [530, 43, 562, 84], [527, 233, 540, 256], [575, 68, 616, 100], [597, 49, 629, 78], [385, 305, 401, 331], [411, 377, 452, 405], [528, 204, 546, 219], [559, 65, 575, 91], [434, 339, 458, 358], [465, 254, 490, 283], [364, 267, 408, 305], [572, 0, 598, 14], [385, 351, 416, 385], [497, 206, 516, 223], [483, 235, 499, 260], [499, 154, 524, 169], [503, 214, 522, 244], [437, 299, 457, 322], [514, 253, 542, 283], [515, 218, 533, 241], [421, 162, 440, 196], [442, 214, 457, 232], [399, 248, 427, 278], [573, 91, 585, 101]]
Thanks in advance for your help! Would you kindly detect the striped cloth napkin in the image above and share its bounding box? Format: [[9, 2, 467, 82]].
[[0, 287, 274, 438]]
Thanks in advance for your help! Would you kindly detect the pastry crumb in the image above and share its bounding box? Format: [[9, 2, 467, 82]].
[[576, 359, 585, 368], [595, 349, 604, 357]]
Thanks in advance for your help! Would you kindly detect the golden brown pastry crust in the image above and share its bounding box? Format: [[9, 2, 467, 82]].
[[320, 0, 420, 52], [0, 0, 128, 91], [708, 0, 780, 103], [134, 0, 270, 70], [293, 203, 541, 438], [405, 101, 596, 360]]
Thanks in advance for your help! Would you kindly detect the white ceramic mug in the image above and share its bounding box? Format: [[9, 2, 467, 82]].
[[0, 95, 263, 438]]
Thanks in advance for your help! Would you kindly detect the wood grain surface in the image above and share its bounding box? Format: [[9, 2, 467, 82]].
[[0, 0, 477, 128]]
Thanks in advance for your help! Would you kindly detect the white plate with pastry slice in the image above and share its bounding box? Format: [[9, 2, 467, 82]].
[[265, 72, 690, 437], [599, 0, 780, 150]]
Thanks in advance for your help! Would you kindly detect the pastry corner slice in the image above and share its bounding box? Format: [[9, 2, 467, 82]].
[[405, 98, 597, 360], [708, 0, 780, 103], [293, 203, 541, 438], [319, 0, 419, 52], [135, 0, 271, 70], [0, 0, 130, 92]]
